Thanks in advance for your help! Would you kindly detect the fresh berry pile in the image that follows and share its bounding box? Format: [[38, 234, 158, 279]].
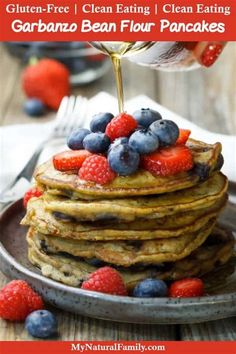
[[0, 280, 57, 338], [52, 108, 193, 184], [0, 275, 204, 338], [80, 266, 204, 299]]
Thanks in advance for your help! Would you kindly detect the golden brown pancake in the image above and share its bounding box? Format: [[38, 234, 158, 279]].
[[41, 172, 227, 222], [21, 195, 227, 240], [35, 139, 222, 199], [27, 226, 235, 290], [30, 218, 216, 267]]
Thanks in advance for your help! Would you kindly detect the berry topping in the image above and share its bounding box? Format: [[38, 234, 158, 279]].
[[150, 119, 179, 146], [90, 112, 114, 133], [67, 128, 90, 150], [25, 310, 58, 338], [108, 143, 140, 176], [133, 279, 168, 298], [142, 145, 194, 177], [83, 132, 110, 153], [53, 150, 92, 172], [81, 266, 127, 296], [176, 129, 191, 145], [169, 278, 204, 298], [0, 280, 44, 321], [23, 187, 43, 208], [133, 108, 162, 128], [24, 98, 46, 117], [22, 58, 70, 110], [105, 113, 138, 141], [79, 155, 116, 185], [129, 129, 159, 154]]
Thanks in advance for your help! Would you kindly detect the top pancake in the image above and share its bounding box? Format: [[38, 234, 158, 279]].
[[35, 139, 222, 199]]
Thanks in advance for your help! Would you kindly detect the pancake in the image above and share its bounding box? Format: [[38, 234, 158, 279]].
[[42, 172, 227, 222], [27, 226, 235, 290], [35, 139, 222, 199], [21, 195, 227, 240], [30, 218, 216, 267]]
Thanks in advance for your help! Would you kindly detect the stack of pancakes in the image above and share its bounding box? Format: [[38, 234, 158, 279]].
[[22, 139, 234, 290]]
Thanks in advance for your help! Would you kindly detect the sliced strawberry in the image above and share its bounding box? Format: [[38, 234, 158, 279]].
[[53, 150, 92, 172], [169, 278, 204, 298], [176, 129, 191, 145], [141, 145, 194, 177]]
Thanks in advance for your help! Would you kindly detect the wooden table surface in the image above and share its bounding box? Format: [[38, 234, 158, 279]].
[[0, 43, 236, 341]]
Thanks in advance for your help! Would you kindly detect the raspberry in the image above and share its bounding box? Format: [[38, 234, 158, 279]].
[[53, 150, 92, 172], [81, 266, 127, 296], [142, 145, 193, 177], [0, 280, 44, 321], [105, 113, 137, 141], [169, 278, 204, 298], [23, 187, 43, 208], [176, 129, 191, 145], [79, 155, 116, 185]]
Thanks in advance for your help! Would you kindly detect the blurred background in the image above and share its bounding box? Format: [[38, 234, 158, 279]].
[[0, 42, 235, 135]]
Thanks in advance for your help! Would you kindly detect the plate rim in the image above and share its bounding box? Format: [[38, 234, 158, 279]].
[[0, 199, 236, 309]]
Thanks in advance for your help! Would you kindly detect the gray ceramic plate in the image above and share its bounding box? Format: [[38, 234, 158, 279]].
[[0, 200, 235, 324]]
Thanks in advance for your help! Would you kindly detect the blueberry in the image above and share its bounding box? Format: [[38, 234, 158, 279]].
[[108, 144, 140, 176], [83, 132, 110, 153], [193, 163, 210, 181], [24, 98, 46, 117], [133, 278, 168, 298], [69, 41, 86, 49], [64, 58, 87, 74], [150, 119, 179, 146], [90, 112, 114, 133], [25, 310, 58, 338], [129, 129, 159, 154], [108, 137, 129, 152], [133, 108, 162, 128], [67, 128, 90, 150], [86, 258, 106, 267], [52, 212, 76, 222]]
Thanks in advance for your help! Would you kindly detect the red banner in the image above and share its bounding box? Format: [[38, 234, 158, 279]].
[[0, 0, 236, 41], [0, 341, 236, 354]]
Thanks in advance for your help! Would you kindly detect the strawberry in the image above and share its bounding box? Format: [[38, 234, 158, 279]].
[[53, 150, 92, 172], [141, 145, 194, 177], [81, 266, 127, 296], [22, 59, 70, 110], [169, 278, 204, 298], [23, 187, 43, 208], [79, 155, 116, 185], [0, 280, 44, 321], [176, 129, 191, 145], [105, 113, 137, 141]]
